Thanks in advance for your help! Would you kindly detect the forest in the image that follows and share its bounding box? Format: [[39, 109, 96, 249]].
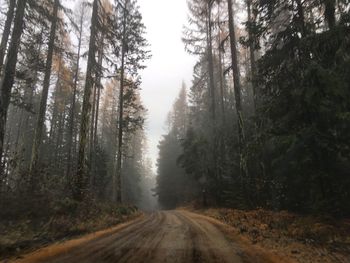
[[0, 0, 157, 224], [156, 0, 350, 217], [0, 0, 349, 261]]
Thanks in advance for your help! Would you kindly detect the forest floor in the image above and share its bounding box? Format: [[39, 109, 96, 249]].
[[190, 207, 350, 263], [0, 202, 140, 261]]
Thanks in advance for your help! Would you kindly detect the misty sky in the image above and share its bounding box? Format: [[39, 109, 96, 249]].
[[138, 0, 196, 172], [64, 0, 195, 172]]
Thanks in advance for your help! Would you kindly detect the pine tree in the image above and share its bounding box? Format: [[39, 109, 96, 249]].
[[75, 0, 99, 201], [29, 0, 60, 189], [0, 0, 28, 168], [67, 0, 88, 179], [114, 0, 150, 203]]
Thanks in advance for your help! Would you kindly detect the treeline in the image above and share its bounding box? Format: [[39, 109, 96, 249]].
[[156, 0, 350, 216], [0, 0, 152, 217]]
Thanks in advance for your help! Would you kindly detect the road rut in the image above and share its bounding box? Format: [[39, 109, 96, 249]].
[[13, 210, 275, 263]]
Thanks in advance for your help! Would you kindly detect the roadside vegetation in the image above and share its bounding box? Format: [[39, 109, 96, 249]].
[[0, 201, 139, 259], [156, 0, 350, 217], [193, 207, 350, 262], [0, 0, 152, 259]]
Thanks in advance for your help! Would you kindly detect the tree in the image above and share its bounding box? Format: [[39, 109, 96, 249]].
[[89, 0, 111, 186], [66, 0, 89, 179], [114, 0, 150, 203], [0, 0, 27, 168], [0, 0, 152, 222], [156, 85, 198, 208], [29, 0, 60, 189], [245, 0, 258, 113], [183, 0, 224, 203], [0, 0, 16, 74], [115, 0, 128, 203], [75, 0, 99, 201], [99, 79, 119, 200], [227, 0, 246, 184], [251, 0, 350, 214]]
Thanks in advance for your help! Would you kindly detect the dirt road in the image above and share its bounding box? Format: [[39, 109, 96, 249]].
[[13, 210, 279, 263]]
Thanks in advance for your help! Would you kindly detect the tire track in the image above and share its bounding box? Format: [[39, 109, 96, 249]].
[[14, 210, 273, 263]]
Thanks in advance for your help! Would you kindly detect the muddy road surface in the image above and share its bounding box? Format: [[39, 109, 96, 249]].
[[14, 210, 277, 263]]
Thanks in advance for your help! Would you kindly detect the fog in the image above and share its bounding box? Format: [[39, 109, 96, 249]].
[[138, 0, 196, 171]]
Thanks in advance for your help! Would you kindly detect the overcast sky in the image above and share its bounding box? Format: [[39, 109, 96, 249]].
[[138, 0, 196, 172], [64, 0, 195, 172]]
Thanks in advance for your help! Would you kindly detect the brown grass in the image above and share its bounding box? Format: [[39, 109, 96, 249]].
[[12, 215, 144, 263], [195, 208, 350, 263], [0, 203, 141, 261]]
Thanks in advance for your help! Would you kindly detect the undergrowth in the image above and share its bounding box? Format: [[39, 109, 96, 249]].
[[0, 198, 140, 259]]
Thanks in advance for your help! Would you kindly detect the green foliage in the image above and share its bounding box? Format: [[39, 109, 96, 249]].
[[156, 132, 187, 209], [179, 127, 209, 181], [155, 86, 198, 209], [177, 0, 350, 216], [52, 197, 80, 216], [255, 19, 350, 215], [0, 0, 151, 222]]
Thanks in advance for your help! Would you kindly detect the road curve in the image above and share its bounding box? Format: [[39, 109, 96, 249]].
[[14, 210, 273, 263]]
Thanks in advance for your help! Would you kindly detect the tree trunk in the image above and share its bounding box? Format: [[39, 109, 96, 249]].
[[66, 6, 84, 181], [17, 29, 44, 173], [49, 59, 62, 146], [324, 0, 336, 29], [89, 83, 97, 173], [0, 0, 27, 172], [91, 38, 104, 189], [116, 3, 128, 203], [75, 0, 98, 201], [227, 0, 246, 180], [247, 0, 257, 112], [205, 1, 220, 203], [295, 0, 306, 37], [29, 0, 60, 189], [217, 9, 226, 125], [218, 42, 227, 181], [0, 0, 16, 74], [14, 106, 24, 154], [247, 0, 263, 204], [54, 103, 66, 173], [94, 39, 104, 151], [207, 1, 216, 120]]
